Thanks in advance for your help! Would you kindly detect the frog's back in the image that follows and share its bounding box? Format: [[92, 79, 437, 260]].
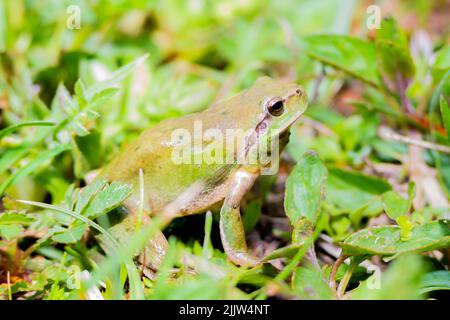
[[99, 106, 243, 215]]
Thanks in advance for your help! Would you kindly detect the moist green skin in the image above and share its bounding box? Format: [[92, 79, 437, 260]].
[[96, 76, 308, 267]]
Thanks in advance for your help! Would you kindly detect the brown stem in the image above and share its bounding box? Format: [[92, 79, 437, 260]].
[[311, 65, 326, 102], [396, 71, 414, 114], [329, 254, 349, 295]]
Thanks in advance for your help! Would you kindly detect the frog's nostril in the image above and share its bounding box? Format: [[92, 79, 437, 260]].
[[295, 88, 302, 96]]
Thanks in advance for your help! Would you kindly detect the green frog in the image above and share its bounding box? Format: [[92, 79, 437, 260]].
[[94, 76, 308, 268]]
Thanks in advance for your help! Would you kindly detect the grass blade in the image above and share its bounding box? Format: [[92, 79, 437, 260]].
[[16, 199, 117, 246], [0, 121, 55, 140]]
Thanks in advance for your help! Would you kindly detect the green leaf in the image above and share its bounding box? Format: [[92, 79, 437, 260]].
[[420, 270, 450, 293], [300, 35, 380, 87], [51, 223, 88, 244], [292, 264, 334, 300], [382, 190, 411, 220], [0, 121, 55, 140], [83, 181, 133, 218], [382, 183, 416, 240], [351, 254, 425, 299], [0, 212, 34, 225], [284, 151, 328, 227], [0, 212, 33, 240], [75, 178, 108, 214], [0, 144, 71, 195], [397, 215, 414, 241], [341, 219, 450, 256], [440, 95, 450, 142], [375, 18, 415, 83], [0, 224, 23, 240], [90, 87, 120, 110], [326, 167, 391, 212], [433, 45, 450, 71], [261, 241, 310, 262]]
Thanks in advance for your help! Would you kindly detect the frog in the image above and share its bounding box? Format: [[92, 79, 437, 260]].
[[93, 76, 308, 269]]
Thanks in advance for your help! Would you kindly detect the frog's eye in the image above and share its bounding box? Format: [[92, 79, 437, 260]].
[[267, 98, 284, 116]]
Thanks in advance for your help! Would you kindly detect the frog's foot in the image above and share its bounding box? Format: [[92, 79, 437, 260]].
[[226, 250, 261, 267], [100, 215, 169, 271], [137, 223, 169, 270], [219, 168, 260, 268]]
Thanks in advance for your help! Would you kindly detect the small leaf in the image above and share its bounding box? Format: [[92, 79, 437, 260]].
[[397, 215, 414, 241], [375, 18, 415, 84], [300, 35, 380, 87], [382, 183, 416, 240], [382, 191, 410, 219], [0, 224, 23, 240], [0, 212, 34, 225], [51, 223, 88, 244], [420, 270, 450, 294], [284, 151, 328, 227], [83, 181, 133, 218], [326, 167, 391, 212], [75, 178, 108, 214], [341, 219, 450, 256], [51, 83, 76, 117], [262, 241, 309, 262], [292, 264, 333, 300], [90, 88, 120, 109], [74, 79, 88, 108]]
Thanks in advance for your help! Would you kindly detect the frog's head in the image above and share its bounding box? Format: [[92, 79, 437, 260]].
[[237, 76, 308, 171], [248, 76, 308, 143]]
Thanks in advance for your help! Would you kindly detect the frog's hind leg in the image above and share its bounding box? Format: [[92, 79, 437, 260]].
[[105, 210, 169, 271], [219, 168, 260, 267]]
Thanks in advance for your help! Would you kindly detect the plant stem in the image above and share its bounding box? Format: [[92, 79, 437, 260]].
[[329, 254, 349, 294], [7, 271, 12, 300], [337, 258, 358, 298]]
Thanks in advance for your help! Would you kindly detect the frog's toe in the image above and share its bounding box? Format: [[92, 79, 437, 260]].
[[228, 251, 261, 268]]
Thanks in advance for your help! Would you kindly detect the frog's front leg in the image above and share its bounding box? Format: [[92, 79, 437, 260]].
[[220, 168, 260, 267]]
